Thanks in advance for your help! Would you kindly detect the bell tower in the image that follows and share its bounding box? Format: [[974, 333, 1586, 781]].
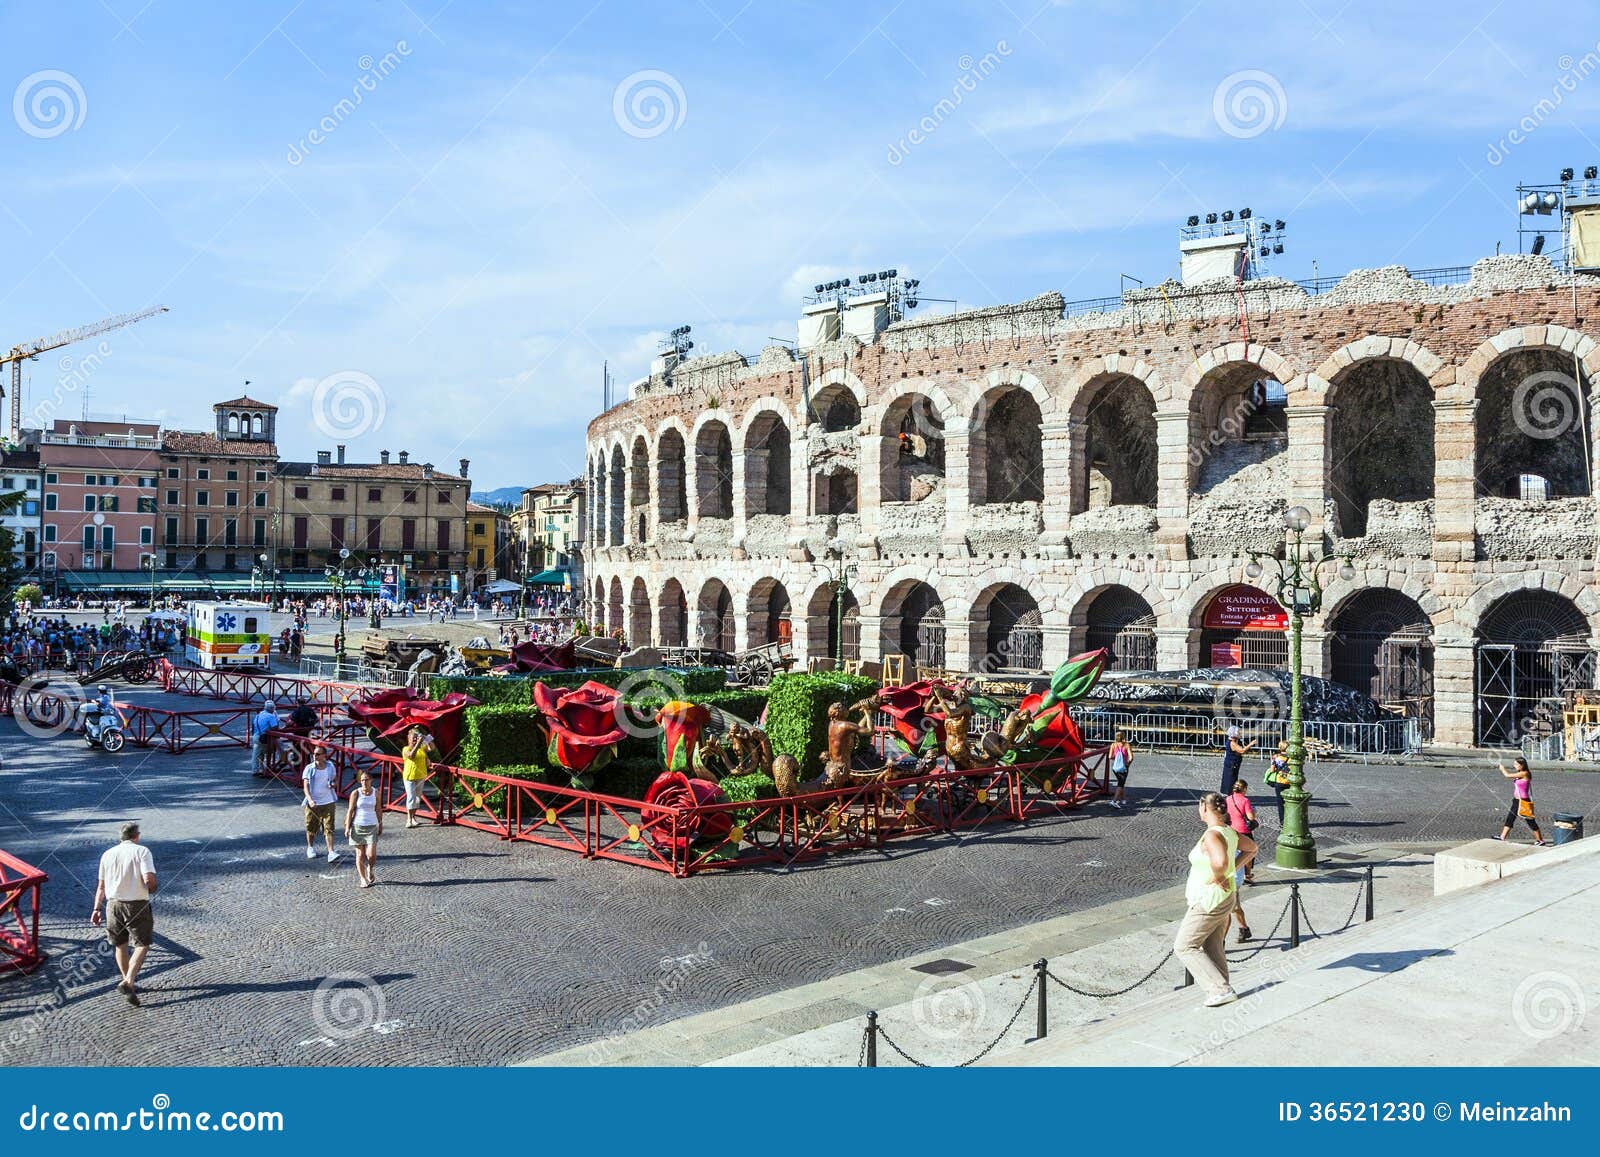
[[214, 390, 278, 443]]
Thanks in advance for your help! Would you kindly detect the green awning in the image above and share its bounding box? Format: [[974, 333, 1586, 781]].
[[526, 568, 572, 586]]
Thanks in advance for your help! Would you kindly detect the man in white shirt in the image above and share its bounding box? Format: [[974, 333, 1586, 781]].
[[302, 745, 341, 863], [91, 822, 158, 1006]]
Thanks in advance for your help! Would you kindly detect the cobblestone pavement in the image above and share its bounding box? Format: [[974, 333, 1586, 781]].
[[1, 689, 1597, 1066]]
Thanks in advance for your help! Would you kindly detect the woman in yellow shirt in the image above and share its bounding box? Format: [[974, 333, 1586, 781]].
[[1174, 791, 1257, 1007], [400, 727, 439, 829]]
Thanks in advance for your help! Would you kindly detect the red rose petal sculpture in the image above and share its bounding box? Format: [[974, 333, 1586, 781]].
[[655, 700, 711, 773], [876, 680, 949, 752], [347, 687, 479, 757], [643, 770, 732, 851], [531, 679, 628, 774]]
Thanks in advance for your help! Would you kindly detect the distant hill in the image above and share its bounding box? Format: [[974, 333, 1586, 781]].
[[470, 486, 525, 507]]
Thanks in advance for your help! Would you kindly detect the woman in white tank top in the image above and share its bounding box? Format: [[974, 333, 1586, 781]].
[[343, 769, 384, 888]]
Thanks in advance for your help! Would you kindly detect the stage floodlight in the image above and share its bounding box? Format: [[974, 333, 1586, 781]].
[[1205, 212, 1218, 224], [1239, 207, 1251, 219], [1186, 215, 1200, 226], [1221, 210, 1234, 221], [1561, 167, 1575, 181], [1532, 234, 1546, 255]]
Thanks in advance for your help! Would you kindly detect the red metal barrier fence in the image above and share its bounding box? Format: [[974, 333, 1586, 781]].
[[0, 849, 47, 974], [159, 661, 375, 707]]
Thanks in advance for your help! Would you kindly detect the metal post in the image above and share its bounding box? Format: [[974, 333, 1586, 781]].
[[1183, 968, 1194, 988], [1289, 881, 1301, 948], [1034, 957, 1048, 1040], [866, 1010, 878, 1067], [1365, 863, 1375, 922]]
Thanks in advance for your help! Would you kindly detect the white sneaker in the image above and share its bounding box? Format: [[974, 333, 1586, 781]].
[[1204, 989, 1239, 1007], [305, 847, 317, 860], [326, 850, 341, 863]]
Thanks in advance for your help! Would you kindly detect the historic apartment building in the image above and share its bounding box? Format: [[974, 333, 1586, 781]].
[[158, 396, 280, 576], [34, 419, 161, 579], [512, 479, 583, 584], [0, 448, 42, 579], [585, 250, 1600, 748]]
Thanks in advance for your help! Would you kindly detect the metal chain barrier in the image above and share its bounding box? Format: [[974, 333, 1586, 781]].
[[1047, 949, 1174, 998], [1228, 893, 1294, 962], [869, 973, 1038, 1068]]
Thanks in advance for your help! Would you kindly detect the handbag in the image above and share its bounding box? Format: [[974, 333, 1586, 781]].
[[1517, 799, 1534, 818]]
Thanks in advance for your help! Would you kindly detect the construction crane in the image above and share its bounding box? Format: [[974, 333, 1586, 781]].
[[1, 305, 169, 444]]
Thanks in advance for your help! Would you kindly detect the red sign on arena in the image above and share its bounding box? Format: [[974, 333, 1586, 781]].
[[1202, 584, 1288, 631]]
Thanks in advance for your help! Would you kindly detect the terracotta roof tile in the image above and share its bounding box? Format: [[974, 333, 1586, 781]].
[[161, 432, 278, 457]]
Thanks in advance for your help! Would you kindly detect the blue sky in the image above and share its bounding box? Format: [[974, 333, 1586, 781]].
[[3, 0, 1599, 490]]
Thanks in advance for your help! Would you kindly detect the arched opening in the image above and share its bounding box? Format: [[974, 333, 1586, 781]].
[[882, 580, 945, 671], [607, 577, 624, 639], [806, 581, 860, 665], [880, 394, 946, 503], [590, 461, 606, 548], [976, 584, 1043, 673], [811, 383, 861, 432], [1330, 589, 1433, 731], [746, 578, 792, 648], [607, 446, 625, 544], [1328, 359, 1435, 537], [816, 469, 858, 515], [1475, 348, 1591, 498], [695, 421, 734, 520], [974, 388, 1043, 505], [1188, 364, 1287, 492], [1075, 377, 1157, 511], [658, 578, 688, 647], [629, 577, 652, 647], [1081, 586, 1157, 672], [252, 413, 265, 436], [629, 436, 651, 542], [657, 429, 687, 525], [1197, 583, 1288, 669], [591, 578, 606, 630], [1476, 590, 1594, 745], [227, 413, 240, 434], [697, 578, 736, 651], [743, 412, 791, 516]]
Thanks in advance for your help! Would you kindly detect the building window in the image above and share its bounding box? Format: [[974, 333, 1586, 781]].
[[402, 518, 416, 549], [331, 487, 345, 501], [366, 518, 381, 550], [254, 518, 267, 547], [195, 553, 208, 570], [22, 500, 38, 516], [166, 489, 179, 506], [226, 470, 238, 481], [83, 474, 95, 485], [165, 550, 176, 567], [255, 470, 268, 482], [473, 522, 486, 535], [368, 488, 382, 502], [253, 492, 266, 507], [436, 521, 451, 551], [196, 517, 209, 543], [138, 496, 156, 514], [140, 527, 153, 545], [164, 517, 178, 546], [293, 516, 308, 550], [294, 486, 309, 500], [100, 475, 118, 486], [225, 519, 237, 546], [330, 516, 345, 548], [44, 493, 57, 511], [224, 553, 237, 570], [225, 491, 238, 507], [101, 526, 113, 553], [197, 468, 210, 480], [166, 468, 179, 479], [43, 524, 56, 543], [82, 526, 95, 552], [83, 495, 96, 512], [404, 489, 418, 504], [196, 491, 210, 507], [24, 477, 36, 490], [437, 491, 451, 504], [100, 495, 119, 512], [45, 472, 57, 485]]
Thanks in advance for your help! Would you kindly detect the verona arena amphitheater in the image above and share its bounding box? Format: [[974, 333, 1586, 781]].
[[584, 254, 1600, 748]]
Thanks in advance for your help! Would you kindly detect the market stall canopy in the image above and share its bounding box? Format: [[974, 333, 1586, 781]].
[[526, 568, 571, 586], [482, 578, 521, 594]]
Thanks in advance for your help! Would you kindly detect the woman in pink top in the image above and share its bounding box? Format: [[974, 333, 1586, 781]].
[[1226, 779, 1258, 941], [1496, 757, 1548, 845]]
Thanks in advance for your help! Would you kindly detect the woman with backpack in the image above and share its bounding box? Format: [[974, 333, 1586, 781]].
[[1107, 731, 1134, 809], [1496, 757, 1549, 846]]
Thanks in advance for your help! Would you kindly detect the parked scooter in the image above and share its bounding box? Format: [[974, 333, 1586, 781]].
[[80, 688, 127, 753]]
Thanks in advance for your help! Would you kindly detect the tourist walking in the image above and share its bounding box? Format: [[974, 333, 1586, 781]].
[[1219, 725, 1255, 795], [302, 745, 341, 863], [90, 822, 158, 1007], [344, 769, 383, 888], [1108, 731, 1134, 809], [251, 700, 282, 776], [1173, 792, 1254, 1007], [400, 727, 439, 828], [1496, 757, 1549, 845], [1264, 741, 1290, 823]]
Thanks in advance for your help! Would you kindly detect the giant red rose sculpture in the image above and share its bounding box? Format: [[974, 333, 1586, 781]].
[[347, 687, 479, 757], [531, 680, 628, 775], [642, 770, 732, 851]]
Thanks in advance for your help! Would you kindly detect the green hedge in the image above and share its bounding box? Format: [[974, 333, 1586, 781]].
[[596, 757, 662, 801], [765, 672, 879, 775], [429, 667, 728, 704], [623, 690, 769, 723], [427, 676, 533, 706], [720, 772, 778, 828], [458, 704, 545, 772]]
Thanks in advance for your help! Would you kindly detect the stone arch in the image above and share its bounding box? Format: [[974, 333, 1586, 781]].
[[696, 577, 736, 651], [1320, 567, 1445, 631], [745, 576, 792, 649], [1184, 344, 1300, 493], [1075, 585, 1158, 671], [1321, 346, 1437, 536], [629, 434, 651, 543], [879, 576, 946, 670], [692, 417, 734, 519], [969, 580, 1044, 672], [807, 368, 867, 431], [591, 577, 606, 629], [802, 573, 860, 664], [607, 576, 624, 638], [1310, 335, 1445, 397], [1469, 339, 1595, 498], [1327, 586, 1435, 725], [607, 444, 626, 545], [1068, 371, 1158, 510], [742, 407, 792, 517], [1458, 571, 1600, 635], [878, 389, 950, 503], [656, 423, 688, 525], [970, 380, 1044, 505], [628, 576, 652, 647], [658, 577, 688, 647], [1187, 579, 1289, 669], [1473, 584, 1597, 744]]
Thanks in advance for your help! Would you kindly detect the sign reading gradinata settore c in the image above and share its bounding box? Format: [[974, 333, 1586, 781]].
[[1202, 584, 1288, 631]]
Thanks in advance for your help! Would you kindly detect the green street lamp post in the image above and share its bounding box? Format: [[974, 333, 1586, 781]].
[[1247, 504, 1355, 870], [823, 538, 857, 669], [325, 548, 354, 663], [144, 555, 158, 612]]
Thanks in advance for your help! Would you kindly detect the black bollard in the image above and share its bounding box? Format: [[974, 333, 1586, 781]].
[[1183, 967, 1194, 988], [1034, 958, 1048, 1040], [1365, 863, 1375, 922], [866, 1010, 878, 1067], [1289, 882, 1301, 948]]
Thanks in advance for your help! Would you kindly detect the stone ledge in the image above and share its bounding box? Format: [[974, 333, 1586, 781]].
[[1434, 831, 1598, 895]]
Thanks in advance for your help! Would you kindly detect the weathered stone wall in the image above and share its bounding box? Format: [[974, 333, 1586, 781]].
[[583, 256, 1600, 746]]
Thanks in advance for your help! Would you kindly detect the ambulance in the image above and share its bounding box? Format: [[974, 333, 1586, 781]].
[[185, 601, 280, 670]]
